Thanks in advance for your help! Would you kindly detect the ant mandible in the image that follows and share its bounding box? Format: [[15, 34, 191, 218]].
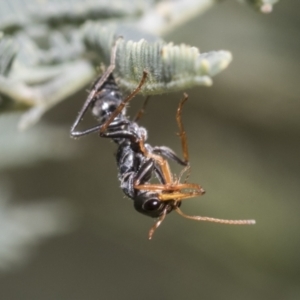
[[70, 38, 255, 239]]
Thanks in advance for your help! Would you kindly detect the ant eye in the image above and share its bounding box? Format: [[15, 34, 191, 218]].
[[143, 199, 161, 211]]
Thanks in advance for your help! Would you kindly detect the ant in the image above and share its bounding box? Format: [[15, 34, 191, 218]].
[[70, 39, 255, 239]]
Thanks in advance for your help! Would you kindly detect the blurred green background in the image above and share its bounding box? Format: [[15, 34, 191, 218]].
[[0, 1, 299, 299]]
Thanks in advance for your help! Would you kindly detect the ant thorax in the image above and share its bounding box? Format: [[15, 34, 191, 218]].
[[128, 122, 148, 142]]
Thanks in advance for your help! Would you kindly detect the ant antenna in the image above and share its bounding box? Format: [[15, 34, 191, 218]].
[[175, 207, 256, 225]]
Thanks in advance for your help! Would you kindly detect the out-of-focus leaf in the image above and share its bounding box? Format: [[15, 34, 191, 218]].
[[0, 113, 78, 167], [240, 0, 279, 13], [0, 0, 151, 32], [0, 184, 74, 270], [0, 33, 16, 76]]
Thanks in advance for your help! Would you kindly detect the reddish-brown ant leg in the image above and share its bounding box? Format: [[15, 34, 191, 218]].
[[137, 93, 192, 187], [136, 95, 203, 198], [134, 184, 174, 191], [166, 183, 203, 191], [135, 183, 204, 200], [148, 208, 167, 240], [176, 93, 193, 183], [138, 140, 174, 184], [177, 93, 189, 164], [133, 96, 150, 122], [134, 183, 204, 193], [134, 182, 205, 201], [158, 191, 202, 201], [100, 71, 148, 134], [135, 93, 205, 211]]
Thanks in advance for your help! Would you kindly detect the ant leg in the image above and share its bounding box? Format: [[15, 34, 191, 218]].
[[71, 118, 131, 138], [134, 182, 204, 203], [175, 93, 193, 183], [152, 146, 187, 166], [134, 182, 204, 196], [133, 159, 155, 186], [139, 94, 191, 183], [176, 93, 189, 164], [158, 187, 205, 201], [100, 129, 140, 141], [70, 124, 103, 137], [150, 94, 190, 167], [148, 208, 167, 240], [139, 142, 174, 185], [133, 96, 150, 122], [132, 158, 190, 189], [70, 38, 121, 138], [120, 158, 155, 199], [135, 95, 191, 189], [100, 71, 148, 134]]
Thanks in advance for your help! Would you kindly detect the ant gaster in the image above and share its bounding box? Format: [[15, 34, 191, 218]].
[[70, 39, 255, 239]]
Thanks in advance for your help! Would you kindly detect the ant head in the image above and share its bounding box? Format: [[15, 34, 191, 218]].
[[91, 95, 125, 123], [133, 191, 180, 218]]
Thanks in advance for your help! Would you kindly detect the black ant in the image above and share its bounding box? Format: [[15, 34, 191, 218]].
[[70, 40, 255, 239]]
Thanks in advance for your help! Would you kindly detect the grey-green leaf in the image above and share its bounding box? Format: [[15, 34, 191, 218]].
[[81, 22, 232, 95]]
